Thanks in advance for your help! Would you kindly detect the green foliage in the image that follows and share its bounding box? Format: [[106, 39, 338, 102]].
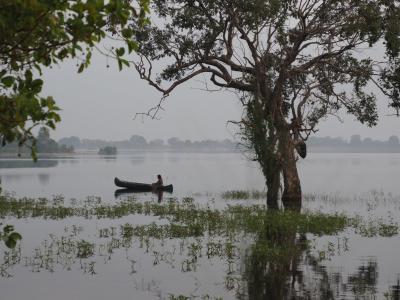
[[0, 224, 22, 249], [221, 190, 267, 200], [0, 0, 150, 159], [76, 240, 95, 258], [380, 58, 400, 115]]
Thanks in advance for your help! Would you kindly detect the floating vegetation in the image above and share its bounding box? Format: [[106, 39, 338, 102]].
[[0, 224, 22, 249], [221, 190, 267, 200], [0, 194, 398, 239], [168, 296, 222, 300]]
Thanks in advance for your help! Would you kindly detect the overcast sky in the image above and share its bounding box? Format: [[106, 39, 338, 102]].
[[41, 51, 400, 142]]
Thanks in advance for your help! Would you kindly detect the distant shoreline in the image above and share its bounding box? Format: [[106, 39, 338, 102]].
[[1, 148, 400, 160]]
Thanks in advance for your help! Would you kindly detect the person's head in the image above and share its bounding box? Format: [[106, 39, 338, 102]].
[[157, 174, 162, 179]]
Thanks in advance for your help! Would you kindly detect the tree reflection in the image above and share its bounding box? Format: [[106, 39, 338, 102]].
[[242, 221, 316, 299], [37, 173, 50, 185], [114, 189, 169, 201], [242, 222, 381, 299], [0, 221, 384, 299], [0, 159, 58, 169], [347, 259, 378, 297]]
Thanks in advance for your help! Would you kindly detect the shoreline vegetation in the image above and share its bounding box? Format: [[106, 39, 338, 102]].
[[58, 134, 400, 153]]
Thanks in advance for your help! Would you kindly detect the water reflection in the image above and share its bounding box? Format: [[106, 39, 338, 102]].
[[102, 157, 117, 162], [130, 157, 145, 165], [0, 223, 385, 299], [0, 159, 58, 169], [347, 258, 378, 297], [351, 158, 361, 166], [58, 159, 79, 165], [37, 173, 50, 185], [0, 174, 25, 181], [243, 224, 308, 299], [245, 238, 382, 299], [114, 189, 169, 202]]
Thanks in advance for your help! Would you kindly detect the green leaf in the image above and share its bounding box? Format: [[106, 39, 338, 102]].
[[31, 79, 44, 92], [121, 28, 133, 39], [126, 40, 138, 53], [33, 64, 42, 75], [1, 76, 15, 87], [5, 238, 16, 249], [9, 232, 22, 241], [121, 58, 129, 67], [3, 225, 13, 234], [116, 47, 125, 57], [78, 63, 85, 73], [25, 70, 33, 81]]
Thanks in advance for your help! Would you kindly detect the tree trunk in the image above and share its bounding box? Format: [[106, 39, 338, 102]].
[[280, 133, 302, 211], [266, 168, 280, 209]]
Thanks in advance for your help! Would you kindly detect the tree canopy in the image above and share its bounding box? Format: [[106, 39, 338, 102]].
[[0, 0, 149, 158]]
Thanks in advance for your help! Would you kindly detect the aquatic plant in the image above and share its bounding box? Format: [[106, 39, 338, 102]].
[[0, 224, 21, 249], [221, 190, 267, 200], [0, 194, 398, 239]]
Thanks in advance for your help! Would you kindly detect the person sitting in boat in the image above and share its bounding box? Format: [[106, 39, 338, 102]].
[[152, 174, 163, 190]]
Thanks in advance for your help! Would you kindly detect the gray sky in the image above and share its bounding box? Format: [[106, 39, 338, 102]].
[[41, 52, 400, 142]]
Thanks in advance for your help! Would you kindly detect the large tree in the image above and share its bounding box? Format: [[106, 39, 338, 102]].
[[130, 0, 400, 209], [0, 0, 149, 159]]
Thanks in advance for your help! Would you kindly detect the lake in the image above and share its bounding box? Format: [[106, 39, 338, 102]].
[[1, 152, 400, 199], [1, 152, 399, 299]]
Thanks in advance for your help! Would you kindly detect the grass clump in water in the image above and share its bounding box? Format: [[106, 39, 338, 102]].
[[221, 190, 266, 200]]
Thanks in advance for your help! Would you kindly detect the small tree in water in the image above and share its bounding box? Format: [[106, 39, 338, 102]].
[[131, 0, 400, 209]]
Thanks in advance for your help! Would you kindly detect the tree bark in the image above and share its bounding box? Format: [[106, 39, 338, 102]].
[[266, 168, 280, 210], [280, 132, 302, 211]]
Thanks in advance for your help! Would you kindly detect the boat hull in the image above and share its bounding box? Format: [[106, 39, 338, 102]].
[[114, 177, 173, 192]]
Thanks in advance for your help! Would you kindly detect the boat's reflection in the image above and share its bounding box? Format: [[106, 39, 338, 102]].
[[114, 189, 172, 202]]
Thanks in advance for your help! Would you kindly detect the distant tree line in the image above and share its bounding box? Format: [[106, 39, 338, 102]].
[[308, 135, 400, 152], [2, 133, 400, 154], [59, 135, 237, 151], [58, 134, 400, 153]]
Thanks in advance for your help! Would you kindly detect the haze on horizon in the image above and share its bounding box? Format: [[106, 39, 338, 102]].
[[41, 52, 400, 143]]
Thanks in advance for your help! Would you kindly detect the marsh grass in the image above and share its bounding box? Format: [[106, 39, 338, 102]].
[[0, 194, 397, 240], [221, 190, 267, 200]]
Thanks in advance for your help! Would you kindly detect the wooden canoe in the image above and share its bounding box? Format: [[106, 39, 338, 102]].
[[114, 177, 173, 192]]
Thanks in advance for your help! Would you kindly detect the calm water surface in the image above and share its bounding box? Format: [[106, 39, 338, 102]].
[[1, 152, 400, 199], [0, 152, 399, 299]]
